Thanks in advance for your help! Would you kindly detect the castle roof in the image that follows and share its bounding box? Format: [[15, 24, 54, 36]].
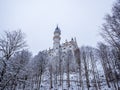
[[54, 25, 61, 34]]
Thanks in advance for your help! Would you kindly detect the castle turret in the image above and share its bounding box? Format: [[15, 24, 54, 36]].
[[53, 25, 61, 50]]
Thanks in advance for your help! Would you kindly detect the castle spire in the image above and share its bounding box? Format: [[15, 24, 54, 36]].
[[71, 37, 74, 41], [74, 37, 78, 47], [56, 24, 59, 29], [53, 26, 61, 50], [54, 25, 61, 34]]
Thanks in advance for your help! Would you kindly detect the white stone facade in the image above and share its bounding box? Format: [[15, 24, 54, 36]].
[[44, 26, 78, 60]]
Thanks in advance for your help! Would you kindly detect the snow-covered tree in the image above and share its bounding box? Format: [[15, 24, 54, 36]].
[[0, 30, 26, 90]]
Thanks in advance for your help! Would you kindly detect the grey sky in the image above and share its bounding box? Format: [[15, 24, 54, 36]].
[[0, 0, 114, 55]]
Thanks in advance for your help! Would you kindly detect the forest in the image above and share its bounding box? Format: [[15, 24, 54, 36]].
[[0, 0, 120, 90]]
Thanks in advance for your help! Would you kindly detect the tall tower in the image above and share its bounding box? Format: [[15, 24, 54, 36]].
[[53, 25, 61, 50]]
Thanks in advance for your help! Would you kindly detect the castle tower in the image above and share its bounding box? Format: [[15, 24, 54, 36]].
[[53, 25, 61, 50]]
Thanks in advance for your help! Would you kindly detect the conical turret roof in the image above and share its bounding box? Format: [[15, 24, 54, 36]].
[[54, 25, 61, 34]]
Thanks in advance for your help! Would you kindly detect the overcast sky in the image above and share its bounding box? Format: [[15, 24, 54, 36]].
[[0, 0, 115, 55]]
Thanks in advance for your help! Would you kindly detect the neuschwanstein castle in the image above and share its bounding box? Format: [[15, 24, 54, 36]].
[[45, 26, 79, 60]]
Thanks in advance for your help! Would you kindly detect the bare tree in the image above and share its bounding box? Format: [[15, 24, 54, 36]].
[[66, 50, 73, 88], [32, 51, 47, 90], [0, 30, 26, 60], [101, 0, 120, 73], [98, 43, 111, 88], [81, 47, 90, 90], [0, 30, 26, 90], [74, 48, 82, 88], [98, 43, 120, 89], [88, 47, 101, 90], [49, 63, 53, 89], [11, 50, 31, 90]]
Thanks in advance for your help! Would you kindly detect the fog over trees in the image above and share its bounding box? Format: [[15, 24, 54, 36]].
[[0, 0, 120, 90]]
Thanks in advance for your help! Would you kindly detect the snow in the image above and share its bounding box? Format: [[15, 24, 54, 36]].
[[28, 72, 115, 90]]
